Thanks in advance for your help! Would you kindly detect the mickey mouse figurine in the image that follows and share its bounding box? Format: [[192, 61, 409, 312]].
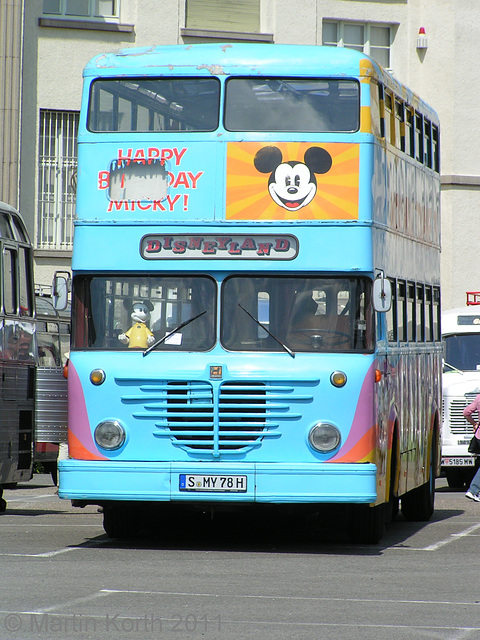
[[118, 299, 156, 349]]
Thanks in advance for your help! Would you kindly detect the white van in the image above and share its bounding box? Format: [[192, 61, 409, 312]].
[[442, 304, 480, 487]]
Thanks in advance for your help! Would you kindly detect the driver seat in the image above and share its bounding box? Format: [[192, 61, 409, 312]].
[[286, 292, 351, 350]]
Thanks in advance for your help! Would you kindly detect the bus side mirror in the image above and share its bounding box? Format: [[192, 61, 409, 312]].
[[373, 276, 392, 313], [53, 271, 70, 311]]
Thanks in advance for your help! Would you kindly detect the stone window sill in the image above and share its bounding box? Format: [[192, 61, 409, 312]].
[[39, 17, 134, 33]]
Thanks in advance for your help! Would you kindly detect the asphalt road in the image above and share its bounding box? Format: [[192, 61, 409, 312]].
[[1, 474, 480, 640]]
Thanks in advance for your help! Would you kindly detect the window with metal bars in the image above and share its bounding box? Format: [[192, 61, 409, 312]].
[[322, 20, 392, 69], [37, 110, 79, 250]]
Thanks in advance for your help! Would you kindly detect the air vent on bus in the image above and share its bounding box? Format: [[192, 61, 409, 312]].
[[121, 377, 316, 456], [165, 381, 267, 452]]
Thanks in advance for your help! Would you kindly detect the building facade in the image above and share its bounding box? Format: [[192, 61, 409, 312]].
[[1, 0, 478, 308], [0, 0, 23, 208]]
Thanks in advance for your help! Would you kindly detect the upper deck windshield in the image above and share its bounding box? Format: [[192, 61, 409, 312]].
[[224, 78, 359, 132], [444, 334, 480, 371], [87, 77, 359, 133], [88, 78, 221, 132], [72, 275, 373, 353]]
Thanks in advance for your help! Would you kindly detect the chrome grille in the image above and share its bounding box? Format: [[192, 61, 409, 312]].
[[118, 377, 315, 455], [446, 393, 478, 435], [218, 382, 267, 449], [165, 381, 214, 448]]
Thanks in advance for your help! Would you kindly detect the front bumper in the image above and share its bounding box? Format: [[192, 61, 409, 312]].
[[58, 460, 377, 504]]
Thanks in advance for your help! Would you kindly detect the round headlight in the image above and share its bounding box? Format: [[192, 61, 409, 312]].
[[94, 420, 125, 450], [308, 423, 341, 453]]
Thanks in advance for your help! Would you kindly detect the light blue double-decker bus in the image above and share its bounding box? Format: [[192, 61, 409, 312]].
[[59, 44, 442, 543]]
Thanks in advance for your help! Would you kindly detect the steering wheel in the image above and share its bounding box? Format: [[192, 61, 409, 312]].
[[288, 328, 350, 348]]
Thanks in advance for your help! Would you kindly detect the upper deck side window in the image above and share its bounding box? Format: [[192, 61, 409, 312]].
[[87, 76, 360, 134], [383, 91, 394, 145], [424, 118, 432, 168], [376, 83, 440, 174], [415, 113, 424, 164], [405, 107, 415, 158], [395, 99, 405, 152]]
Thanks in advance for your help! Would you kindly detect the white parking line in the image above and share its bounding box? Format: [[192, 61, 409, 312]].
[[2, 548, 77, 558], [0, 539, 109, 558], [390, 522, 480, 551], [99, 589, 480, 608], [5, 493, 57, 502], [0, 590, 478, 635], [0, 608, 477, 634]]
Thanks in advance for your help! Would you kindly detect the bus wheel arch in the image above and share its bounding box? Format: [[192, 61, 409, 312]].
[[400, 423, 437, 522], [347, 502, 385, 544], [103, 503, 142, 539]]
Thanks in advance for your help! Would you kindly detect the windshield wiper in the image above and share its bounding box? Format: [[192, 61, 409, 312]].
[[442, 359, 464, 374], [238, 303, 295, 358], [143, 311, 206, 356]]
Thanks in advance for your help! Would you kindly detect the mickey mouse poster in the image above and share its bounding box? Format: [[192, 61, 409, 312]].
[[226, 141, 359, 220], [253, 146, 332, 212]]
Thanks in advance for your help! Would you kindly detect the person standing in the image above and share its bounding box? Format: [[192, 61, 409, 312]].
[[464, 394, 480, 501]]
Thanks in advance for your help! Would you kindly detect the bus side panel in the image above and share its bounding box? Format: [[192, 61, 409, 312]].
[[67, 362, 107, 461], [35, 367, 68, 446], [328, 362, 376, 464], [378, 348, 441, 500]]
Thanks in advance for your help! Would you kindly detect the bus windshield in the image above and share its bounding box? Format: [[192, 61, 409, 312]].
[[444, 333, 480, 371], [73, 274, 373, 353], [72, 275, 216, 351], [221, 276, 373, 353]]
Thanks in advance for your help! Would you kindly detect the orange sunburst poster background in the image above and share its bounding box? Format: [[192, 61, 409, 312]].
[[226, 141, 359, 221]]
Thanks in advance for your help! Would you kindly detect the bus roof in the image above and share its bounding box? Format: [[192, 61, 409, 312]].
[[0, 201, 21, 216], [84, 43, 436, 120], [442, 306, 480, 336], [85, 43, 375, 76], [0, 200, 31, 243]]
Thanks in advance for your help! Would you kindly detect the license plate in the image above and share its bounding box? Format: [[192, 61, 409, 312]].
[[179, 474, 247, 492], [441, 457, 475, 466]]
